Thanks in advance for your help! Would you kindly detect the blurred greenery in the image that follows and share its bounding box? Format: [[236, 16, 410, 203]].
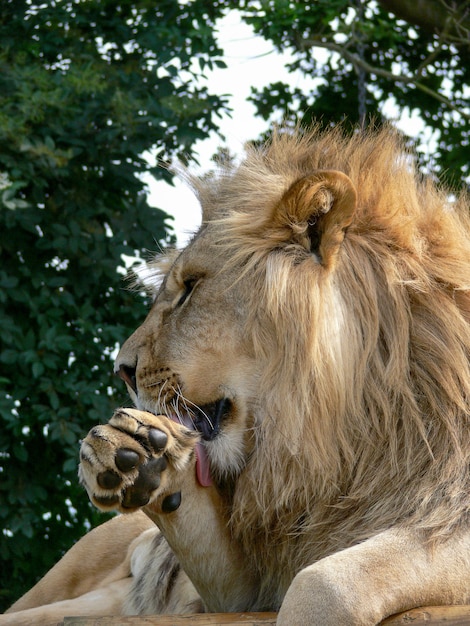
[[0, 0, 229, 610]]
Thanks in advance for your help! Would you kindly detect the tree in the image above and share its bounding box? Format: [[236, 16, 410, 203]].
[[238, 0, 469, 189], [0, 0, 229, 610]]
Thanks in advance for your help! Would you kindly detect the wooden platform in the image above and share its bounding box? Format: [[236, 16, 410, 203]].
[[63, 605, 470, 625]]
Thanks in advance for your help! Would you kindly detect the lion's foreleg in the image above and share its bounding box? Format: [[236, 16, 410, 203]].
[[79, 409, 260, 613], [5, 511, 152, 614], [277, 526, 470, 626], [0, 579, 132, 626], [143, 480, 260, 612]]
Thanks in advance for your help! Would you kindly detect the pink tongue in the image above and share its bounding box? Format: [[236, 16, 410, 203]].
[[168, 412, 212, 487], [195, 442, 212, 487]]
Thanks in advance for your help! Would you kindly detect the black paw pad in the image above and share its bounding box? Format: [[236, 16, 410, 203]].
[[115, 448, 140, 472], [95, 494, 120, 507], [148, 428, 168, 452], [97, 470, 121, 490], [135, 456, 167, 491], [161, 491, 182, 513], [120, 457, 167, 510], [122, 488, 150, 509]]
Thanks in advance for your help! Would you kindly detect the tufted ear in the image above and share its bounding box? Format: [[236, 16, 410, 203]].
[[279, 169, 357, 268]]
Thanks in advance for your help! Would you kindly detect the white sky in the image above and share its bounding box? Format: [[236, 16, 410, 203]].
[[144, 10, 431, 246], [145, 11, 315, 245]]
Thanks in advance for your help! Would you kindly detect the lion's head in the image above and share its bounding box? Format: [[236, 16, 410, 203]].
[[116, 126, 470, 589]]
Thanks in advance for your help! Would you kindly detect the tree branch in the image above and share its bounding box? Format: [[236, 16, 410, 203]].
[[376, 0, 470, 45], [298, 37, 470, 122]]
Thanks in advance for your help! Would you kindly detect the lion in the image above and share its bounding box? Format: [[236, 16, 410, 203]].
[[3, 125, 470, 626]]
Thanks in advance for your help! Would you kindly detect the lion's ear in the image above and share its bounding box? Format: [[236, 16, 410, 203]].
[[279, 169, 357, 268]]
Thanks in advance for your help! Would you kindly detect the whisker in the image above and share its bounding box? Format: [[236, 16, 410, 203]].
[[174, 386, 191, 413], [172, 385, 196, 428], [139, 378, 215, 432], [176, 389, 214, 430], [144, 378, 167, 389], [170, 396, 183, 424], [157, 379, 168, 408]]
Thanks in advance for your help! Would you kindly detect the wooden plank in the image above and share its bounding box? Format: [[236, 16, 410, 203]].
[[63, 613, 277, 626], [63, 605, 470, 625]]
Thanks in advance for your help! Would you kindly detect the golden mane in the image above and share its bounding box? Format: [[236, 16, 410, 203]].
[[191, 126, 470, 569]]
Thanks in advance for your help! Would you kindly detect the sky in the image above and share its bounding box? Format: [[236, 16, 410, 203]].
[[144, 11, 315, 246], [144, 9, 430, 247]]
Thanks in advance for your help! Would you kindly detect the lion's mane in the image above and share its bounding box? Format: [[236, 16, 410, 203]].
[[190, 126, 470, 593]]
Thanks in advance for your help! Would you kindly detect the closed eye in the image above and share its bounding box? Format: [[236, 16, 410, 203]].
[[176, 277, 198, 307]]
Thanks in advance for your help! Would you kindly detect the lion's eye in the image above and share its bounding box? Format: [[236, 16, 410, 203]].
[[176, 277, 197, 307]]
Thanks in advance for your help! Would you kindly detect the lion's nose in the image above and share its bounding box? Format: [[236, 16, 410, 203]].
[[116, 364, 137, 393]]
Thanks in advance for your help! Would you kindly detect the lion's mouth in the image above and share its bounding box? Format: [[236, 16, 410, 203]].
[[164, 397, 233, 487], [163, 397, 232, 441], [191, 398, 232, 441], [118, 365, 233, 486]]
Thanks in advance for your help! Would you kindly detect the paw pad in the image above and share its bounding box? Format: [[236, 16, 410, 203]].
[[80, 413, 197, 513], [120, 456, 167, 509], [97, 470, 121, 490], [115, 448, 140, 472], [148, 428, 168, 452], [161, 491, 182, 513]]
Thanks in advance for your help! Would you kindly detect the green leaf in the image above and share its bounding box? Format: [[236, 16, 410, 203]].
[[12, 443, 28, 462], [32, 361, 45, 378], [0, 350, 18, 365]]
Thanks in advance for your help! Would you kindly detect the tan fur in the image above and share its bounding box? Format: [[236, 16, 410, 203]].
[[2, 512, 153, 625], [2, 511, 201, 625], [4, 126, 470, 625]]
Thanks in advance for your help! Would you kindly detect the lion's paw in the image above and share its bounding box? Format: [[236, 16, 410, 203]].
[[79, 408, 199, 513]]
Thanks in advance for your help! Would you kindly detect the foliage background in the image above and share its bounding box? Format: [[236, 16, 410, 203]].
[[0, 0, 468, 612], [0, 0, 228, 610]]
